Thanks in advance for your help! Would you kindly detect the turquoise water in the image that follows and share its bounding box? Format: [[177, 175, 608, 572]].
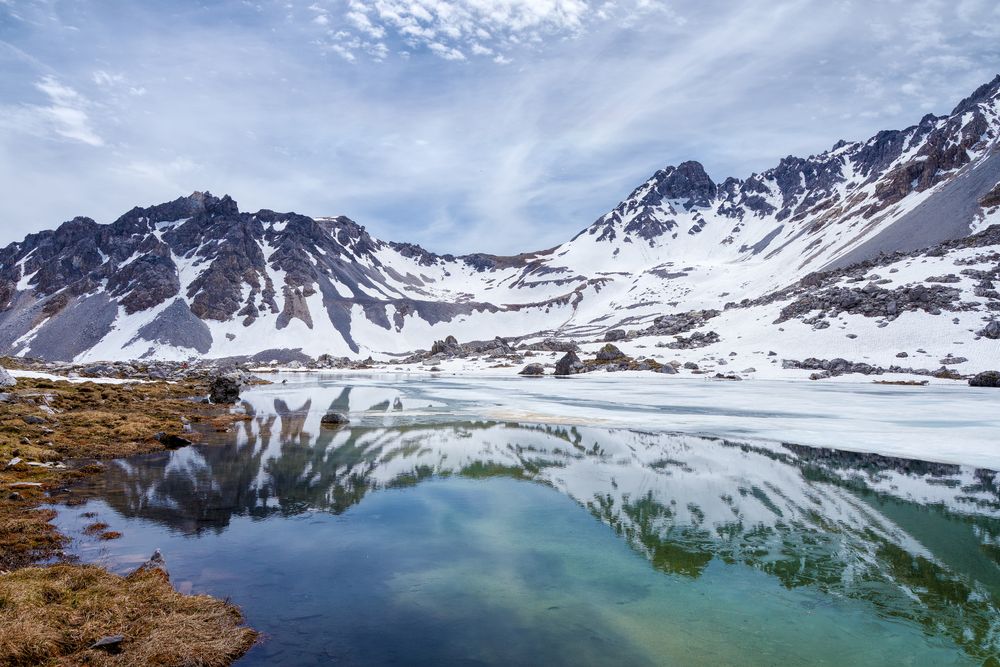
[[53, 381, 1000, 665]]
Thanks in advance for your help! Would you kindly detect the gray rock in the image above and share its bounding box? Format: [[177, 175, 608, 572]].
[[208, 375, 240, 403], [91, 635, 125, 651], [657, 363, 677, 374], [594, 344, 626, 362], [0, 367, 15, 389], [554, 351, 586, 376], [604, 329, 626, 342], [320, 412, 350, 426], [979, 320, 1000, 339], [969, 371, 1000, 388], [518, 363, 546, 376]]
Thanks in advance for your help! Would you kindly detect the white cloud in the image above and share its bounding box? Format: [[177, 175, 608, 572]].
[[0, 76, 103, 146]]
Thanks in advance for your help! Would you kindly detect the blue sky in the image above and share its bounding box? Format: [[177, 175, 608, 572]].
[[1, 0, 999, 254]]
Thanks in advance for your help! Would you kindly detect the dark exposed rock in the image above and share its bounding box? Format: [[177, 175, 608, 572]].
[[604, 329, 626, 342], [91, 635, 125, 652], [979, 320, 1000, 339], [641, 310, 719, 337], [518, 363, 546, 376], [208, 375, 241, 404], [664, 331, 720, 350], [554, 351, 586, 376], [594, 343, 626, 362], [521, 338, 579, 353], [154, 432, 193, 449], [320, 412, 350, 427], [969, 371, 1000, 387]]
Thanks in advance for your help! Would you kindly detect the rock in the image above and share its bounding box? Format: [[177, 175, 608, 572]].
[[896, 352, 909, 358], [604, 329, 626, 342], [6, 457, 23, 468], [969, 371, 1000, 388], [91, 635, 125, 651], [713, 373, 742, 381], [518, 363, 546, 376], [155, 432, 193, 449], [741, 367, 757, 373], [978, 320, 1000, 339], [657, 364, 677, 374], [21, 415, 45, 425], [208, 375, 241, 403], [594, 344, 626, 362], [320, 412, 350, 427], [939, 356, 968, 365], [810, 371, 832, 380], [8, 492, 22, 501], [846, 333, 858, 339], [0, 367, 15, 389], [132, 549, 168, 576], [665, 331, 720, 350], [429, 366, 442, 372], [554, 351, 586, 376], [522, 338, 579, 353], [683, 362, 699, 370]]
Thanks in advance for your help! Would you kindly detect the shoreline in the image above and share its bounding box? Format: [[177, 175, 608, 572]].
[[0, 375, 258, 666]]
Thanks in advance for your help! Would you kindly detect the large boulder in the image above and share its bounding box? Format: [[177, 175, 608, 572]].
[[518, 363, 545, 376], [969, 371, 1000, 388], [554, 351, 586, 376], [594, 344, 626, 362], [604, 329, 626, 342], [0, 367, 15, 389], [208, 375, 241, 403]]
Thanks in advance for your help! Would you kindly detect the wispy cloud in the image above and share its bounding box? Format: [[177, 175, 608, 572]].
[[0, 75, 103, 146]]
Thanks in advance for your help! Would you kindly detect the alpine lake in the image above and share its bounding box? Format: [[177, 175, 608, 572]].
[[52, 374, 1000, 666]]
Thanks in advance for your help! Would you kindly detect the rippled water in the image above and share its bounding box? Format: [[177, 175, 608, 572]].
[[53, 376, 1000, 665]]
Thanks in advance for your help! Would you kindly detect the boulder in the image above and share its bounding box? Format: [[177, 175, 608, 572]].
[[969, 371, 1000, 388], [518, 363, 546, 376], [594, 344, 625, 362], [155, 432, 193, 449], [0, 367, 15, 389], [320, 412, 350, 427], [979, 321, 1000, 339], [604, 329, 626, 342], [554, 351, 586, 376], [657, 364, 677, 374], [208, 375, 241, 403], [91, 635, 125, 652]]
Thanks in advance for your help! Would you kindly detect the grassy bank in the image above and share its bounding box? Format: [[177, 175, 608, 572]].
[[0, 374, 258, 666]]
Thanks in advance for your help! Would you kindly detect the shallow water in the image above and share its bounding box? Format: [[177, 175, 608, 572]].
[[53, 376, 1000, 665]]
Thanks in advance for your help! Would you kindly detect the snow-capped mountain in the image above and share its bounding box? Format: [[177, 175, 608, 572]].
[[2, 75, 999, 365]]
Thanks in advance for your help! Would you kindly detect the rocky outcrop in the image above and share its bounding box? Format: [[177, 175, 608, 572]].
[[969, 371, 1000, 387]]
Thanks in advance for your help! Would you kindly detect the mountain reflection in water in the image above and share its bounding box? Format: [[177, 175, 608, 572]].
[[67, 384, 1000, 663]]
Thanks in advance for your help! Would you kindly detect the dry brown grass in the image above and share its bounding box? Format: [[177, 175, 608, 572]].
[[0, 564, 259, 666], [0, 374, 259, 665]]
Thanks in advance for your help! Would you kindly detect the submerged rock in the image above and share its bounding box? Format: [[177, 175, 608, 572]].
[[208, 375, 241, 404], [320, 412, 350, 427], [518, 363, 546, 376], [969, 371, 1000, 388], [554, 351, 586, 376]]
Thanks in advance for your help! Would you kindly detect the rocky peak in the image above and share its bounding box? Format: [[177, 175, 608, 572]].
[[951, 74, 1000, 116], [650, 160, 717, 210]]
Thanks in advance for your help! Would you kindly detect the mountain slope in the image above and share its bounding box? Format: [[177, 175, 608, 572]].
[[1, 76, 999, 366]]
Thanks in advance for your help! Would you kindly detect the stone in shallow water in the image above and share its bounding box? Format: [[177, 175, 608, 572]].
[[321, 412, 350, 427], [554, 351, 585, 376]]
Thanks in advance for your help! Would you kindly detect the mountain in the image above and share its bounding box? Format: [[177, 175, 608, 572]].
[[1, 76, 999, 369]]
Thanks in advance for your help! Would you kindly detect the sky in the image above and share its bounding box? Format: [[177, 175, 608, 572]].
[[1, 1, 999, 255]]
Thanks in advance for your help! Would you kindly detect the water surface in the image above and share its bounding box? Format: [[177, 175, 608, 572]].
[[54, 376, 1000, 665]]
